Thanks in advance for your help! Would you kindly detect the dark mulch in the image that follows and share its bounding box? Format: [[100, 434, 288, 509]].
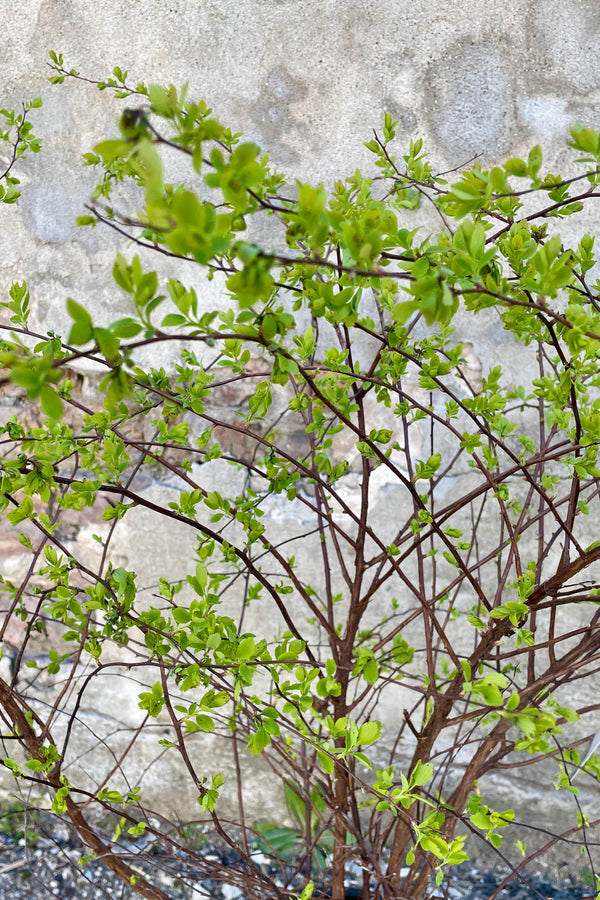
[[0, 814, 592, 900]]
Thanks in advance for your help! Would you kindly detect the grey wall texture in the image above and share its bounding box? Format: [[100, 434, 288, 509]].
[[2, 0, 600, 850], [4, 0, 600, 338], [4, 0, 600, 326]]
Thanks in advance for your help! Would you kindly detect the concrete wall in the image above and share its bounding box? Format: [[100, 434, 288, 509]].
[[4, 0, 600, 286], [3, 1, 600, 342], [2, 0, 600, 861]]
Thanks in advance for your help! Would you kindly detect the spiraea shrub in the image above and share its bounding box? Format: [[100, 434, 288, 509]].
[[1, 53, 600, 899]]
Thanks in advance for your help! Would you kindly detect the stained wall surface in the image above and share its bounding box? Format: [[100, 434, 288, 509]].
[[3, 0, 600, 329], [1, 0, 600, 840]]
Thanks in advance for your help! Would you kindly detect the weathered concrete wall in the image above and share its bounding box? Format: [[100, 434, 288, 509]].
[[5, 0, 600, 291], [3, 0, 600, 349], [2, 0, 600, 860]]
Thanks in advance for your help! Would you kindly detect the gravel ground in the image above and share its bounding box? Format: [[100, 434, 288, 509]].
[[0, 815, 592, 900]]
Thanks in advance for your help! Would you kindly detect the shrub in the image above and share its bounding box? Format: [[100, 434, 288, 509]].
[[1, 54, 600, 899]]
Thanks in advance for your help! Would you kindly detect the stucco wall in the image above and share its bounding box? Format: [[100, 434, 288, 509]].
[[3, 0, 600, 324], [3, 1, 600, 342]]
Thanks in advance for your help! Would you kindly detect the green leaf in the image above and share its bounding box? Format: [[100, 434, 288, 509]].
[[66, 297, 93, 326], [299, 881, 314, 900], [95, 139, 130, 162], [318, 750, 334, 774], [505, 158, 528, 177], [506, 692, 520, 711], [411, 761, 433, 787], [237, 636, 256, 659], [94, 327, 120, 361], [161, 313, 188, 328], [52, 785, 70, 815], [135, 271, 158, 307], [172, 607, 191, 624], [111, 317, 142, 338], [358, 720, 381, 746], [414, 453, 442, 480], [40, 384, 63, 420], [420, 833, 448, 859], [475, 683, 504, 707], [527, 144, 542, 177], [363, 656, 379, 684], [138, 682, 164, 717], [148, 83, 180, 118], [188, 714, 215, 733], [569, 124, 600, 156], [113, 253, 134, 293], [284, 781, 306, 828]]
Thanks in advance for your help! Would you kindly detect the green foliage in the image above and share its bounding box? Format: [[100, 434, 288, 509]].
[[0, 98, 42, 205], [467, 793, 514, 849], [0, 799, 40, 845], [0, 56, 599, 900], [253, 780, 334, 871]]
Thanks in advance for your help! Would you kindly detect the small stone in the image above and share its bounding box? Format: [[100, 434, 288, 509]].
[[221, 885, 244, 900]]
